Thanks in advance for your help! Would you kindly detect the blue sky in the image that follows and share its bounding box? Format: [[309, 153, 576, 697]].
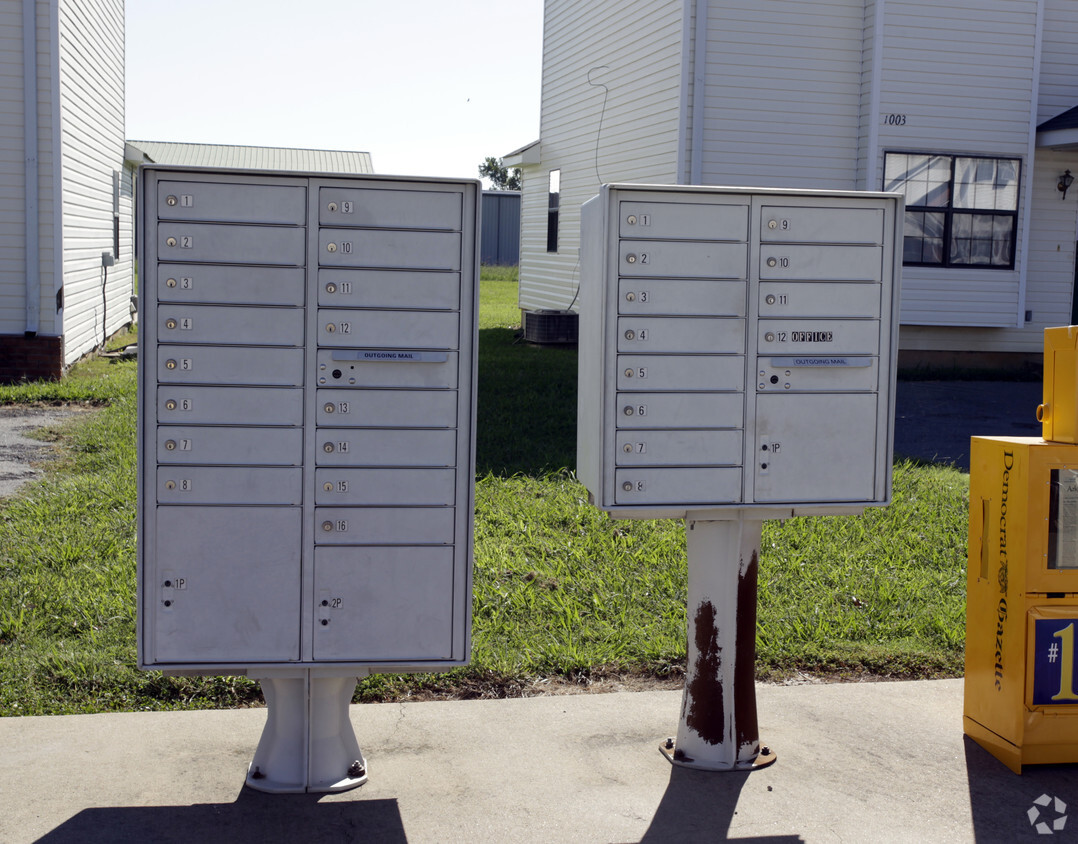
[[125, 0, 543, 183]]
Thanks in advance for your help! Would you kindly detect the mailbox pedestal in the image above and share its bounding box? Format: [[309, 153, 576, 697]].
[[577, 184, 903, 768], [663, 518, 776, 770]]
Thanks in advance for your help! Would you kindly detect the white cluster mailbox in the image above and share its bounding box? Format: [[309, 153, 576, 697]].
[[578, 184, 903, 519], [136, 166, 478, 791], [577, 184, 902, 771]]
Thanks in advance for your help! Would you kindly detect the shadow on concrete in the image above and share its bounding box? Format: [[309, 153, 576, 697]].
[[964, 735, 1078, 841], [34, 787, 406, 844], [640, 766, 803, 843]]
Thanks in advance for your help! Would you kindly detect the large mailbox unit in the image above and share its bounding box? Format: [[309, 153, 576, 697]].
[[578, 184, 903, 518], [137, 167, 478, 675]]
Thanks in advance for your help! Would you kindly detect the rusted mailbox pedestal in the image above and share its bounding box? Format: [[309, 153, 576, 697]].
[[577, 184, 902, 768]]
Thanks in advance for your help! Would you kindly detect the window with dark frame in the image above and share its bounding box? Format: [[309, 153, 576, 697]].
[[546, 169, 560, 253], [883, 152, 1020, 269]]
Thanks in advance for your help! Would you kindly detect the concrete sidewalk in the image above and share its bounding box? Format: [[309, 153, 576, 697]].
[[2, 679, 1075, 843]]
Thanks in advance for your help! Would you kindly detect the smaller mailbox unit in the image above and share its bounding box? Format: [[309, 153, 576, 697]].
[[137, 166, 479, 792], [577, 184, 902, 771], [578, 184, 902, 518]]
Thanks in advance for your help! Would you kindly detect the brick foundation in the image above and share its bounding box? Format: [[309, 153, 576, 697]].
[[0, 334, 64, 383]]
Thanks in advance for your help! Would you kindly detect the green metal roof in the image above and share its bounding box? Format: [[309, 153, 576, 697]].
[[126, 141, 374, 173]]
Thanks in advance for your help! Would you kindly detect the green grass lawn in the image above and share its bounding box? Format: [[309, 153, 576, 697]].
[[0, 271, 970, 715]]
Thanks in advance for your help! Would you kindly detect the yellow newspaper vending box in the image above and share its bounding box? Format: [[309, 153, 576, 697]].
[[965, 437, 1078, 772], [1039, 325, 1078, 443]]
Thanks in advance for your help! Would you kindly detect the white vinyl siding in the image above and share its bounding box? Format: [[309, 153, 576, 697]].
[[0, 0, 59, 338], [518, 0, 683, 313], [57, 0, 130, 363], [1039, 0, 1078, 124], [876, 0, 1040, 329], [700, 0, 864, 189]]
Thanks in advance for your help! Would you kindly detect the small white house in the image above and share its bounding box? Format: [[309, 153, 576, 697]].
[[1, 0, 135, 382], [508, 0, 1078, 367]]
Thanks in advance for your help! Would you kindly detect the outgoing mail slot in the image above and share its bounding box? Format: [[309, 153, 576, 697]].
[[153, 506, 300, 663], [317, 309, 458, 349], [313, 546, 455, 661], [759, 244, 882, 281], [157, 467, 302, 505], [157, 346, 304, 386], [760, 206, 883, 244], [158, 223, 306, 266], [618, 201, 749, 241], [615, 429, 743, 467], [156, 426, 303, 466], [314, 468, 456, 506], [758, 320, 880, 356], [318, 269, 460, 310], [619, 240, 748, 279], [313, 507, 456, 545], [319, 187, 462, 231], [617, 317, 745, 354], [158, 305, 305, 347], [158, 386, 303, 426], [158, 181, 307, 225], [616, 355, 745, 392], [759, 282, 880, 319], [315, 429, 457, 467], [157, 265, 305, 306], [618, 279, 746, 316], [317, 350, 458, 389], [615, 392, 743, 429], [757, 356, 879, 392], [319, 229, 461, 271], [753, 393, 878, 503], [315, 389, 457, 428], [614, 467, 742, 505]]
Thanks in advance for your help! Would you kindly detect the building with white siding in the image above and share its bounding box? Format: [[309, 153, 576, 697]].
[[508, 0, 1078, 365], [1, 0, 134, 382]]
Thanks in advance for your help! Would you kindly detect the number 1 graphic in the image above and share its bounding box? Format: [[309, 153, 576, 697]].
[[1052, 623, 1078, 702]]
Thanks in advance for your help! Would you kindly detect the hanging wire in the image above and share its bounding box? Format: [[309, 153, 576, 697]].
[[587, 65, 611, 188]]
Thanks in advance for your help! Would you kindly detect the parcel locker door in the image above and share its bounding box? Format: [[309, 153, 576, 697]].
[[152, 507, 301, 663], [753, 393, 879, 502], [313, 546, 456, 661]]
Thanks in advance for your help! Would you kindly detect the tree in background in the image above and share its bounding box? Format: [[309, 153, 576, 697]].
[[479, 157, 522, 191]]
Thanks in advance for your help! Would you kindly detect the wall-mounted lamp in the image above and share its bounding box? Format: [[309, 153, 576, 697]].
[[1059, 169, 1074, 200]]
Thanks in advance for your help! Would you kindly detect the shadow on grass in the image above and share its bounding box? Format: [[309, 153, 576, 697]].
[[476, 328, 577, 477]]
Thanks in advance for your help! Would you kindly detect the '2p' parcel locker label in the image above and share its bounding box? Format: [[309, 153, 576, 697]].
[[1032, 617, 1078, 706]]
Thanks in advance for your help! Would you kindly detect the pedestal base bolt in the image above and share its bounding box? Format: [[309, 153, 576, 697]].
[[348, 760, 366, 779]]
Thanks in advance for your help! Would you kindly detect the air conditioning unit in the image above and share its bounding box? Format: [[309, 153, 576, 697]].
[[522, 309, 578, 345]]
